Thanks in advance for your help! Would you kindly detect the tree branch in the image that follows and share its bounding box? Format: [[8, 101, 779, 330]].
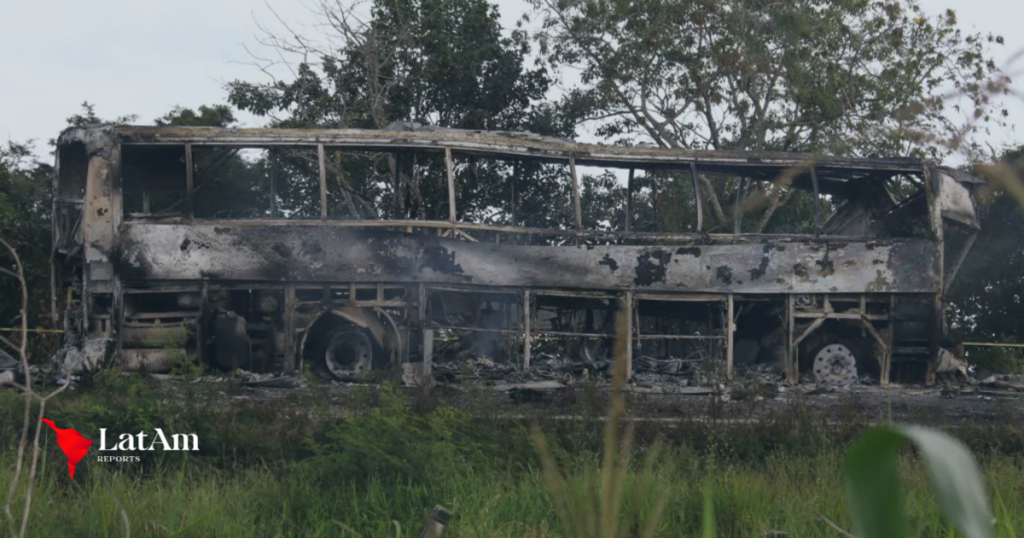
[[756, 187, 796, 233], [1, 237, 86, 538]]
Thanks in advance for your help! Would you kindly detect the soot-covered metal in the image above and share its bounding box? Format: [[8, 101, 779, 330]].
[[51, 125, 983, 387]]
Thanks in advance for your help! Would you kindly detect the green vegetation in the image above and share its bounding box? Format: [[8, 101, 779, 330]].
[[1, 0, 1021, 535], [2, 376, 1023, 537], [2, 0, 1021, 364]]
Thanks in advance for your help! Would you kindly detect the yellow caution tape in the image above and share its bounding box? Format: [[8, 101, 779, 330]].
[[0, 328, 64, 334]]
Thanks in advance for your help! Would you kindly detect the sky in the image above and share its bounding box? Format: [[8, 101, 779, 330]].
[[1, 0, 1021, 160]]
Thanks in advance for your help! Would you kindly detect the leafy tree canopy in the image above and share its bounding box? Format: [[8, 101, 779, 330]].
[[531, 0, 1008, 157], [225, 0, 587, 230], [155, 105, 236, 127], [948, 145, 1024, 370], [227, 0, 570, 134], [0, 142, 53, 330], [527, 0, 1009, 231], [1, 103, 234, 353]]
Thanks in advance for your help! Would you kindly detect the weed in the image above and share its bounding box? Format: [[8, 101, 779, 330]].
[[2, 383, 1023, 536]]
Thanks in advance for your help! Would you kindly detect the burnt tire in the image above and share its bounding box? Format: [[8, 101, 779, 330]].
[[808, 337, 878, 385], [305, 318, 384, 381]]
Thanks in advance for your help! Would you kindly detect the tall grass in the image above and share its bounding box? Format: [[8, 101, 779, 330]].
[[3, 352, 1022, 536], [2, 439, 1023, 537]]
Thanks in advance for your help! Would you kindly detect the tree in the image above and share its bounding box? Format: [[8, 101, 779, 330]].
[[230, 0, 560, 132], [0, 103, 237, 361], [227, 0, 580, 231], [947, 145, 1024, 371], [2, 102, 141, 358], [64, 101, 138, 128], [529, 0, 1010, 230], [156, 104, 235, 127], [0, 143, 52, 342]]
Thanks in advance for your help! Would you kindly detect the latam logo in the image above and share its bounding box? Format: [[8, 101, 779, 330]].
[[41, 418, 199, 479], [41, 419, 93, 479]]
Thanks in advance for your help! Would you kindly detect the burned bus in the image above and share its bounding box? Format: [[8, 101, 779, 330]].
[[52, 124, 983, 386]]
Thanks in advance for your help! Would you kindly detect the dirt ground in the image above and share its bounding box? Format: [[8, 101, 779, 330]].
[[148, 374, 1024, 428]]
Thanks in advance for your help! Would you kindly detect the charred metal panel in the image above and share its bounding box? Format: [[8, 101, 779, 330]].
[[83, 150, 120, 290], [934, 169, 980, 229], [71, 126, 122, 293], [116, 225, 940, 294], [60, 125, 926, 186]]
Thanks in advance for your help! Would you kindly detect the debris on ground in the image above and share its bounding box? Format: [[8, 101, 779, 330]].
[[418, 505, 453, 538], [634, 355, 693, 375], [427, 347, 794, 396], [225, 369, 305, 389], [1, 350, 20, 389], [143, 369, 307, 389], [626, 385, 715, 395], [494, 380, 567, 401], [0, 350, 17, 370], [978, 374, 1024, 392], [402, 362, 435, 389], [242, 375, 305, 389], [935, 347, 969, 376]]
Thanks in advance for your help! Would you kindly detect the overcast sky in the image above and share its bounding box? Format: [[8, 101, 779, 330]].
[[1, 0, 1020, 160]]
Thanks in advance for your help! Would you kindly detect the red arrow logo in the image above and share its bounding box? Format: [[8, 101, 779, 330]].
[[40, 418, 93, 479]]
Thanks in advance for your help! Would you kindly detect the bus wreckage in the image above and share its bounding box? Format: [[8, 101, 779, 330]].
[[51, 124, 983, 387]]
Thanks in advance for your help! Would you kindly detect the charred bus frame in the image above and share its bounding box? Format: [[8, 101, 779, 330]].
[[52, 125, 983, 385]]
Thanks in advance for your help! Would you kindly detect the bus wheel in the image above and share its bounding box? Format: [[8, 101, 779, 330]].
[[812, 343, 857, 387], [323, 327, 374, 379]]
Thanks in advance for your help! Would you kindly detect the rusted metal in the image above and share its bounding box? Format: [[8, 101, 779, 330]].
[[634, 334, 725, 340], [626, 168, 634, 232], [445, 147, 456, 228], [197, 282, 208, 365], [786, 295, 797, 383], [634, 293, 725, 302], [113, 276, 124, 369], [726, 293, 734, 381], [510, 158, 519, 227], [185, 143, 194, 222], [118, 225, 941, 294], [269, 149, 278, 218], [734, 178, 745, 234], [74, 125, 925, 175], [284, 284, 296, 374], [793, 317, 827, 347], [391, 151, 400, 219], [689, 162, 703, 232], [859, 316, 890, 384], [570, 157, 582, 242], [934, 168, 981, 228], [121, 213, 941, 244], [794, 311, 888, 320], [944, 229, 979, 294], [523, 290, 531, 369], [623, 291, 633, 380], [429, 324, 523, 335], [810, 166, 821, 233], [53, 124, 985, 385], [923, 166, 943, 387], [533, 330, 615, 338], [886, 293, 896, 385], [318, 144, 327, 221]]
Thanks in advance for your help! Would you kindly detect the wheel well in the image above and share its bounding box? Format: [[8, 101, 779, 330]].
[[300, 310, 392, 377]]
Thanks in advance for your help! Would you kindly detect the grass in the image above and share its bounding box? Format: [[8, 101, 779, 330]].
[[2, 373, 1024, 537], [3, 443, 1024, 537]]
